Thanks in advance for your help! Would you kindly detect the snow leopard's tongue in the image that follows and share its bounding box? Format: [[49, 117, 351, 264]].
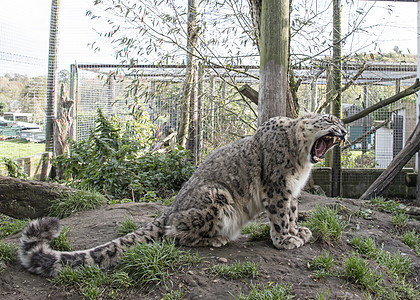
[[315, 139, 327, 157]]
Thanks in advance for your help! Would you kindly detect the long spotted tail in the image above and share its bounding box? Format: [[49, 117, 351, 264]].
[[19, 216, 165, 276]]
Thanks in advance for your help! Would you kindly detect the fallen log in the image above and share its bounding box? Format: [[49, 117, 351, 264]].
[[0, 175, 74, 219]]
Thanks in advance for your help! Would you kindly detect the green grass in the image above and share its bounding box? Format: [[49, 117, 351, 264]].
[[0, 241, 17, 262], [209, 261, 260, 280], [392, 212, 409, 229], [303, 205, 349, 244], [0, 139, 45, 159], [234, 283, 294, 300], [308, 251, 336, 279], [400, 230, 420, 255], [50, 226, 73, 251], [161, 288, 186, 300], [117, 217, 139, 236], [368, 197, 405, 215], [349, 236, 411, 277], [49, 190, 107, 219], [118, 239, 200, 288], [343, 253, 384, 296], [0, 215, 28, 238], [0, 241, 18, 273], [241, 222, 271, 240], [52, 265, 133, 300], [348, 236, 418, 299]]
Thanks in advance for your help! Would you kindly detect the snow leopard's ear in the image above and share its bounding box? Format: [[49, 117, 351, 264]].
[[301, 107, 315, 118]]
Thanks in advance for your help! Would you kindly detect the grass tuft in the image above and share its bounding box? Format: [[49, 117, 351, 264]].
[[343, 253, 384, 296], [392, 212, 409, 229], [117, 217, 139, 236], [308, 251, 335, 279], [400, 230, 420, 255], [241, 222, 271, 240], [50, 226, 73, 251], [161, 288, 186, 300], [49, 190, 107, 219], [0, 216, 29, 238], [234, 283, 294, 300], [209, 261, 260, 279], [118, 239, 200, 287], [303, 205, 348, 244], [349, 236, 411, 277], [368, 197, 405, 214], [0, 241, 18, 262]]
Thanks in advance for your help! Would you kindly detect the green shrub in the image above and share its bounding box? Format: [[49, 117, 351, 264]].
[[0, 241, 17, 262], [52, 109, 195, 200]]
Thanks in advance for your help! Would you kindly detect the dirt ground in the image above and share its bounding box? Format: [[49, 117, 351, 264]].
[[1, 192, 419, 300]]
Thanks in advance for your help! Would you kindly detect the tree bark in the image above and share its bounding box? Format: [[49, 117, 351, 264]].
[[0, 175, 74, 219], [258, 0, 289, 125], [360, 120, 420, 200]]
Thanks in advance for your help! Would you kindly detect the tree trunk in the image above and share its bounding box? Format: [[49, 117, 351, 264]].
[[0, 176, 74, 219], [257, 0, 289, 125], [177, 0, 198, 155], [360, 121, 420, 200], [331, 0, 342, 197]]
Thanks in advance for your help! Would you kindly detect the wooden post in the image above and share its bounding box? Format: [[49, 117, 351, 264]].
[[258, 0, 289, 125], [331, 0, 342, 197]]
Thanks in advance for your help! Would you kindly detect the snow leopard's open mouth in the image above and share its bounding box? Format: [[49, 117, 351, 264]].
[[311, 135, 345, 163]]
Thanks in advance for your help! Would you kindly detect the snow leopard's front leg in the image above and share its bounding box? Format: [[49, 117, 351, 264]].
[[288, 197, 312, 243], [263, 190, 305, 250]]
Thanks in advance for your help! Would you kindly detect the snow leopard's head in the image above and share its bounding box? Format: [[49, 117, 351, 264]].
[[302, 113, 347, 164]]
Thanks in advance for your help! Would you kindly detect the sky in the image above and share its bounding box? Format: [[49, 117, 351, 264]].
[[0, 0, 418, 77]]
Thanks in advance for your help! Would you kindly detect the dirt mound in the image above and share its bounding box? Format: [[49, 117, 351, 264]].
[[1, 193, 419, 299]]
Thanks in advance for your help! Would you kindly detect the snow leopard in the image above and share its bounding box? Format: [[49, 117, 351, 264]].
[[19, 112, 347, 276]]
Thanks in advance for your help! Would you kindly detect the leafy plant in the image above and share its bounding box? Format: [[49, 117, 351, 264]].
[[2, 157, 27, 179], [303, 205, 349, 244], [234, 283, 294, 300], [52, 109, 195, 200], [209, 261, 260, 280], [49, 190, 107, 219]]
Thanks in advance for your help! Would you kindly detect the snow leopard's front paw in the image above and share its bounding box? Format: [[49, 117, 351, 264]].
[[272, 234, 304, 250]]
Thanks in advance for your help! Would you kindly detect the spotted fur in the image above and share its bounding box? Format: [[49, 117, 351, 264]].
[[19, 113, 346, 276]]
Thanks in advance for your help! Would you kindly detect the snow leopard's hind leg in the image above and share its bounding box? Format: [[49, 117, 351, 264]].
[[19, 216, 166, 276]]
